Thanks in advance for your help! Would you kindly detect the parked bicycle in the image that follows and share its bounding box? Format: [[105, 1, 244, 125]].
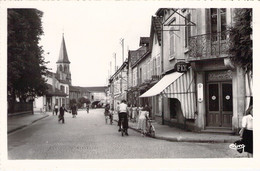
[[144, 118, 155, 138]]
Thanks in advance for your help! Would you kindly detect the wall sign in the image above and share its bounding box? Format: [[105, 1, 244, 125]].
[[197, 83, 203, 102], [174, 62, 190, 73], [207, 70, 232, 81]]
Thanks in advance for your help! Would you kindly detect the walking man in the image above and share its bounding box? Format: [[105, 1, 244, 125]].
[[54, 104, 58, 115], [58, 104, 68, 124]]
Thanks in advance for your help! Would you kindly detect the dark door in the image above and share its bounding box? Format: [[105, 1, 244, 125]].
[[207, 82, 232, 127]]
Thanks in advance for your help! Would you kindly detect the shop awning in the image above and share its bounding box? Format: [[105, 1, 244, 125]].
[[139, 72, 183, 98]]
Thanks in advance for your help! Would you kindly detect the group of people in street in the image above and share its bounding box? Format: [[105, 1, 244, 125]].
[[103, 99, 152, 137], [52, 103, 77, 124]]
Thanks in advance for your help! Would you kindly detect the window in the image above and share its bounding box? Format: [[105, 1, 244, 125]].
[[169, 30, 175, 59], [210, 8, 227, 41], [59, 65, 62, 71], [156, 55, 160, 75], [185, 13, 191, 48]]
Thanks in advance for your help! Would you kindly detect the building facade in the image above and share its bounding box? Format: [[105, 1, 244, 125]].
[[109, 62, 128, 110], [139, 8, 252, 133]]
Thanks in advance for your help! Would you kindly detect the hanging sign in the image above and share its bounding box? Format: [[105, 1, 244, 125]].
[[174, 62, 190, 73]]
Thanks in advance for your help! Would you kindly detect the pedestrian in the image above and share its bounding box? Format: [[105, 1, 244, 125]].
[[109, 108, 114, 124], [86, 104, 89, 113], [137, 106, 149, 136], [239, 105, 253, 157], [104, 104, 110, 123], [132, 105, 137, 123], [117, 99, 129, 135], [58, 104, 68, 124], [54, 104, 58, 116], [128, 104, 132, 120], [71, 104, 77, 118]]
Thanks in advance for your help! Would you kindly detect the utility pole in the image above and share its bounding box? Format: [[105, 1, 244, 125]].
[[120, 38, 124, 63], [114, 53, 117, 73], [110, 61, 112, 77]]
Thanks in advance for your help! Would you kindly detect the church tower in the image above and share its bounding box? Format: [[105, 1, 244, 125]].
[[56, 34, 71, 85]]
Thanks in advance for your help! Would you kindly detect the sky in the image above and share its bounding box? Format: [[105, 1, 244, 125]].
[[38, 2, 163, 87]]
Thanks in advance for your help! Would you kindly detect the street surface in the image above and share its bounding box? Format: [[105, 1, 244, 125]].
[[8, 109, 245, 159]]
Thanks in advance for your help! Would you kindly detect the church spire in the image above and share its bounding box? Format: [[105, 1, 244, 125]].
[[56, 34, 70, 63]]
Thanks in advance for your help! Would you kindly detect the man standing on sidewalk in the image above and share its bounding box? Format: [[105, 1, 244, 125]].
[[58, 104, 68, 124]]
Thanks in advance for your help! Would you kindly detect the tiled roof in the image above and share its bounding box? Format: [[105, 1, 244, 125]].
[[46, 84, 67, 97], [57, 35, 70, 63], [152, 16, 162, 46]]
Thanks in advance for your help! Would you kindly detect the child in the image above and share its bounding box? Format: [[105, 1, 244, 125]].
[[109, 108, 114, 124]]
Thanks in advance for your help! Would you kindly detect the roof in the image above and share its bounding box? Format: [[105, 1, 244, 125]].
[[69, 86, 91, 93], [129, 46, 147, 67], [69, 86, 81, 92], [152, 16, 162, 46], [56, 35, 70, 64], [59, 80, 71, 84], [83, 86, 107, 92], [46, 84, 67, 97]]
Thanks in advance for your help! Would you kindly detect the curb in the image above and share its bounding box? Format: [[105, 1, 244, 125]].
[[8, 115, 49, 134], [114, 119, 236, 143]]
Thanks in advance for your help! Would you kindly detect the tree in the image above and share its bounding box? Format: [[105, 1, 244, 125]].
[[229, 8, 252, 72], [229, 8, 253, 106], [78, 97, 91, 108], [8, 9, 48, 102]]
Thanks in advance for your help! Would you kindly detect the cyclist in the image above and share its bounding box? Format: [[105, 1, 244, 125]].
[[117, 99, 128, 135]]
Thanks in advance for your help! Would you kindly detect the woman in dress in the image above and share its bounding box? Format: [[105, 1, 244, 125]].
[[137, 107, 149, 136], [240, 105, 253, 157]]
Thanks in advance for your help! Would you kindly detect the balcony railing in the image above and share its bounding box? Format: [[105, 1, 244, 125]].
[[188, 30, 231, 60]]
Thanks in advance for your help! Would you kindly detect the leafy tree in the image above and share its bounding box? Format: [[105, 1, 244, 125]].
[[229, 8, 252, 72], [78, 97, 91, 108], [8, 9, 48, 102]]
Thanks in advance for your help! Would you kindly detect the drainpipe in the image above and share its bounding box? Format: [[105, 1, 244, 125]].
[[161, 17, 165, 125]]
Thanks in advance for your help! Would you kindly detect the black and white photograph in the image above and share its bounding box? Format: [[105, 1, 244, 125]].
[[0, 1, 259, 170]]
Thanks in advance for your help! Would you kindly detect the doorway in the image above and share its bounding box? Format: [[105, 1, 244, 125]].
[[206, 82, 232, 128]]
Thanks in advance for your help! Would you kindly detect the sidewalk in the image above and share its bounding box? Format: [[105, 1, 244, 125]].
[[8, 111, 50, 134], [113, 115, 240, 143]]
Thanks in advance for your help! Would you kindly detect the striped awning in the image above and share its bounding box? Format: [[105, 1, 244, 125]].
[[139, 72, 183, 98], [162, 68, 196, 119], [139, 68, 196, 119]]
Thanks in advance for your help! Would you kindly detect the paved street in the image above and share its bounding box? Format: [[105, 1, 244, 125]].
[[8, 109, 244, 159]]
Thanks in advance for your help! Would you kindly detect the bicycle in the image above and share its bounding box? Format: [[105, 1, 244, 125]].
[[144, 118, 155, 138], [119, 117, 128, 136]]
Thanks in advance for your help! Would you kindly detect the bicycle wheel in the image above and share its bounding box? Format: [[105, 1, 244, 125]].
[[150, 125, 155, 138]]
